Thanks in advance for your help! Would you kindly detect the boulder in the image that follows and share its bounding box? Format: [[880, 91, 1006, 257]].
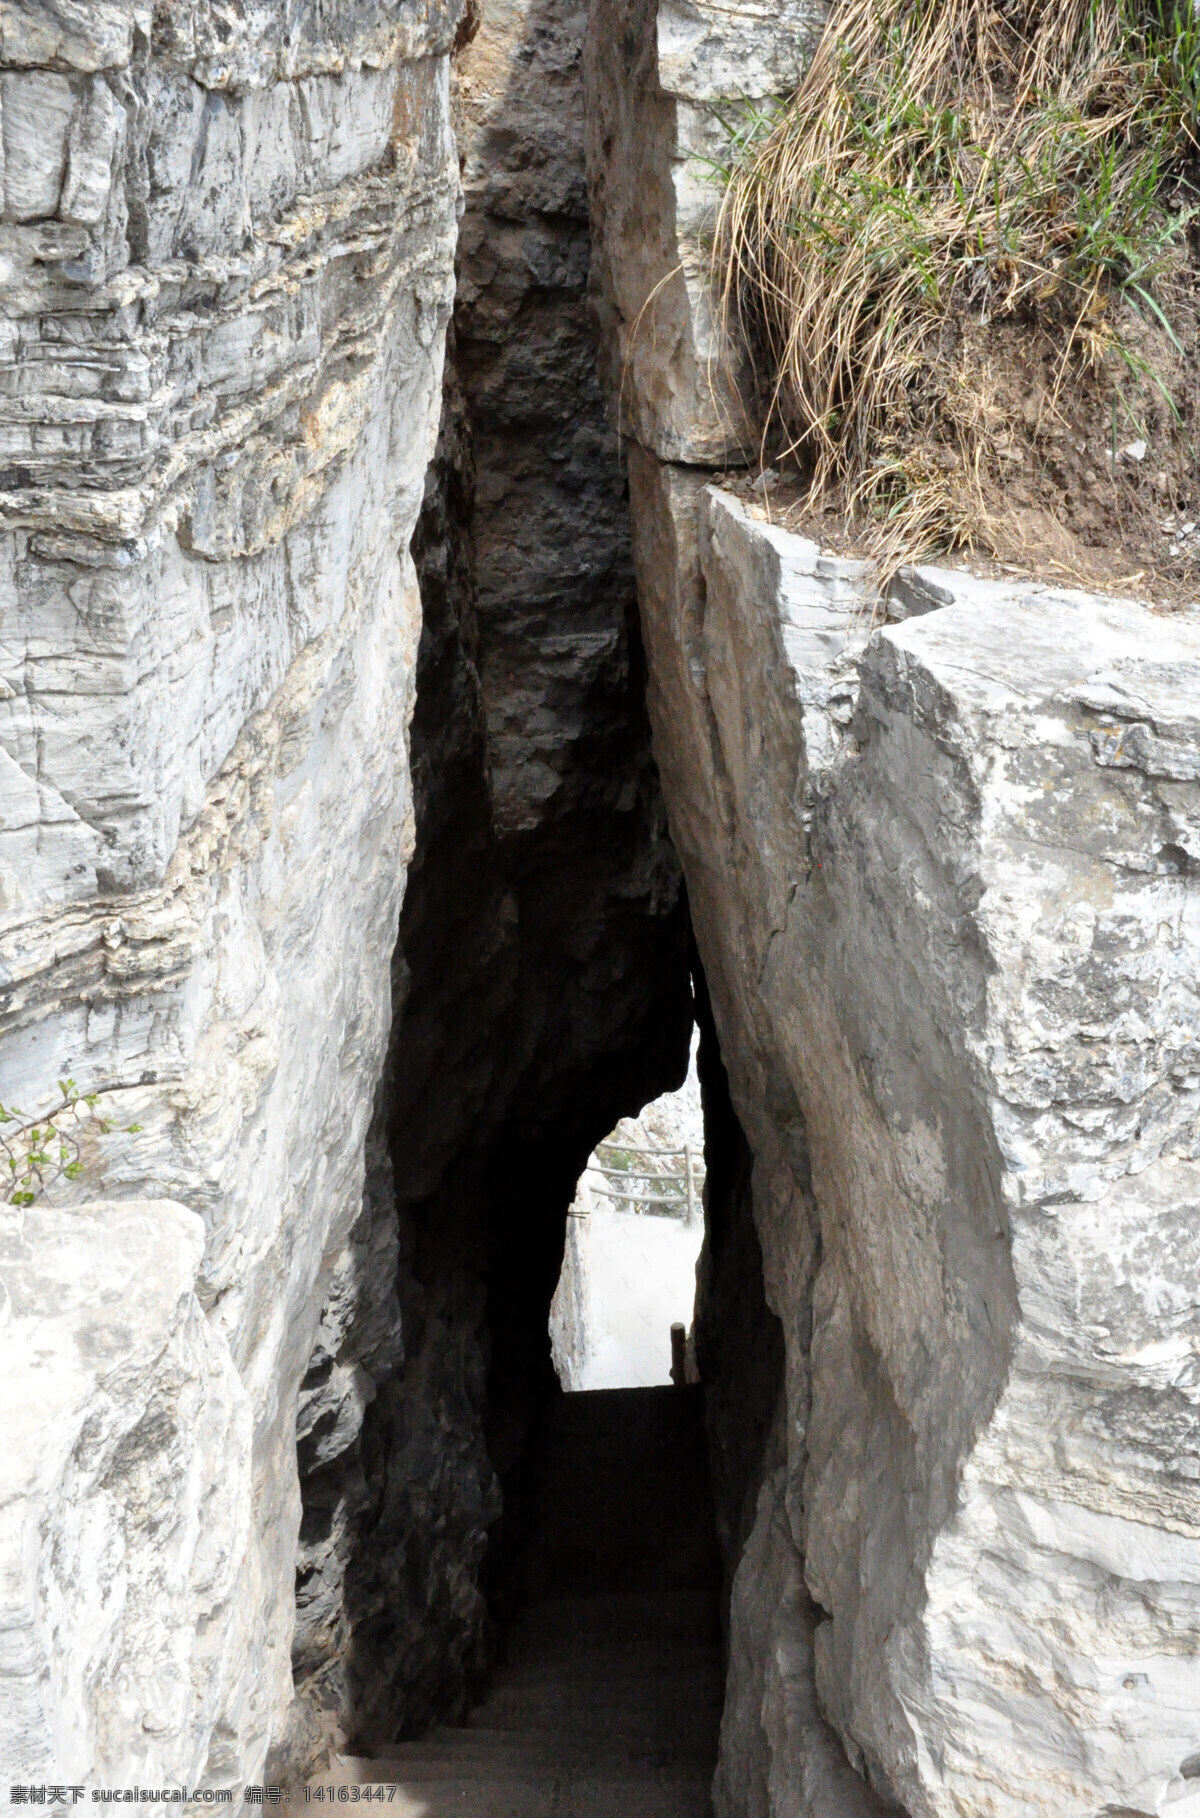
[[626, 460, 1200, 1815]]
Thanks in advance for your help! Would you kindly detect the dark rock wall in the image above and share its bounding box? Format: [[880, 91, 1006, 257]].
[[455, 0, 639, 845], [287, 0, 696, 1749], [692, 961, 787, 1623]]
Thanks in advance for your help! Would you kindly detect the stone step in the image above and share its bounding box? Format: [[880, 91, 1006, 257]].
[[476, 1670, 723, 1697], [318, 1764, 559, 1816], [479, 1648, 720, 1676], [346, 1760, 557, 1784], [474, 1676, 722, 1710], [495, 1640, 719, 1668], [369, 1749, 715, 1779], [466, 1709, 720, 1733], [374, 1728, 546, 1758], [512, 1595, 719, 1645], [518, 1389, 721, 1606], [324, 1759, 713, 1817], [379, 1725, 716, 1760], [313, 1391, 723, 1816], [478, 1674, 722, 1706]]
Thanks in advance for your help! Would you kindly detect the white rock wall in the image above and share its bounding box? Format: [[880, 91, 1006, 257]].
[[806, 575, 1200, 1818], [623, 455, 896, 1818], [0, 1199, 251, 1785], [0, 0, 462, 1784], [625, 459, 1200, 1818], [587, 0, 822, 465]]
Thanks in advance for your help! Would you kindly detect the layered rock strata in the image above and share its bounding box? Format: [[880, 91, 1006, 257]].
[[588, 4, 1200, 1813], [587, 0, 822, 466], [9, 1, 1199, 1811], [0, 0, 463, 1783]]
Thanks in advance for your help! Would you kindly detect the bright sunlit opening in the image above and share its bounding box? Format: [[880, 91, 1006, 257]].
[[549, 1030, 704, 1390]]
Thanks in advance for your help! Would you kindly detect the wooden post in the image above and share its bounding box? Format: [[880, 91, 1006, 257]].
[[670, 1321, 687, 1386], [684, 1143, 696, 1225]]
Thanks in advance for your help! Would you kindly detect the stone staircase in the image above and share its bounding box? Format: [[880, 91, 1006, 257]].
[[321, 1385, 724, 1815]]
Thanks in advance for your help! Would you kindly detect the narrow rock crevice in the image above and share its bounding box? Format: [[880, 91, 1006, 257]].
[[691, 954, 787, 1625], [283, 0, 701, 1758]]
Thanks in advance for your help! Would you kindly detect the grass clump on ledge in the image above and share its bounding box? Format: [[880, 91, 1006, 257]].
[[713, 0, 1200, 588]]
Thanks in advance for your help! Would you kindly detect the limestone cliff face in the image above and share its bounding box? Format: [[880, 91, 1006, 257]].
[[0, 0, 462, 1784], [7, 0, 1200, 1808], [587, 0, 820, 467], [587, 8, 1200, 1814]]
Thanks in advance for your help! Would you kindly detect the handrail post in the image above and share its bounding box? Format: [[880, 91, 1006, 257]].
[[685, 1143, 697, 1225], [670, 1321, 687, 1386]]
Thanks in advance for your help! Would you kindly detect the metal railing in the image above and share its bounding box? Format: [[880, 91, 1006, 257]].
[[583, 1140, 705, 1221]]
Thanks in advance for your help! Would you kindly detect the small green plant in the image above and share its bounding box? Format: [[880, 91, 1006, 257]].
[[711, 0, 1200, 576], [0, 1079, 142, 1207]]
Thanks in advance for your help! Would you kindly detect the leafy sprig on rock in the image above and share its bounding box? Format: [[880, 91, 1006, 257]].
[[0, 1079, 142, 1206]]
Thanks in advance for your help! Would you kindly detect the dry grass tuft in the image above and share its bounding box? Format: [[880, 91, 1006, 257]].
[[713, 0, 1200, 579]]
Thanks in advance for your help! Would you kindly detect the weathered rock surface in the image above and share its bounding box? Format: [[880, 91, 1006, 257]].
[[808, 573, 1200, 1818], [12, 1, 1200, 1813], [617, 457, 1200, 1816], [283, 0, 695, 1755], [585, 0, 822, 466], [718, 1465, 893, 1818], [456, 0, 647, 835], [0, 1198, 249, 1784], [0, 0, 463, 1783], [589, 17, 1200, 1803]]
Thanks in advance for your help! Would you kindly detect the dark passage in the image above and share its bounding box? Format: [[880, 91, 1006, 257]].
[[327, 1386, 724, 1812]]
